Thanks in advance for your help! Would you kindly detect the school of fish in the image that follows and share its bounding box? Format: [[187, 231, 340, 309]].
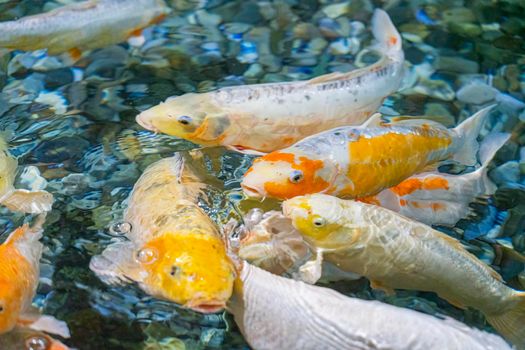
[[1, 3, 524, 350]]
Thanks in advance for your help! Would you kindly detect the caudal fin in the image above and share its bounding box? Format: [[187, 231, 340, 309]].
[[476, 132, 510, 194], [452, 105, 495, 166], [372, 9, 403, 60], [486, 292, 525, 348], [0, 189, 54, 214]]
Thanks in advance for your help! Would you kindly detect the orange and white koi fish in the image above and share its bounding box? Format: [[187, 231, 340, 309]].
[[0, 0, 171, 58], [0, 216, 70, 339], [136, 9, 404, 154], [90, 153, 236, 313], [0, 136, 53, 214], [228, 262, 511, 350], [359, 132, 510, 226], [0, 327, 71, 350], [283, 194, 525, 347], [242, 106, 494, 200]]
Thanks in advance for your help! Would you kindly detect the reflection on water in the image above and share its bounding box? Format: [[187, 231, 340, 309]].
[[0, 0, 524, 348]]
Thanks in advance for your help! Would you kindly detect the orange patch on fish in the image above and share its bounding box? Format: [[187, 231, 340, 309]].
[[129, 28, 143, 37], [431, 202, 445, 211], [340, 130, 451, 198], [67, 47, 82, 61], [389, 36, 398, 46], [258, 152, 330, 199], [391, 177, 449, 196], [357, 196, 381, 206]]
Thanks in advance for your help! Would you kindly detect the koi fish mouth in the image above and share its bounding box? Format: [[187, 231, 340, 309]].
[[241, 184, 264, 198], [185, 300, 226, 313], [136, 112, 159, 133]]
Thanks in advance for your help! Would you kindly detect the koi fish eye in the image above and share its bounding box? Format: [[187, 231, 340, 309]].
[[313, 217, 326, 227], [136, 248, 158, 264], [25, 336, 50, 350], [169, 265, 182, 278], [177, 115, 192, 126], [289, 170, 304, 184]]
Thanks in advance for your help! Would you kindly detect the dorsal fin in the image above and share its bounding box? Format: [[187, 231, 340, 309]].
[[360, 113, 384, 128], [307, 72, 347, 85]]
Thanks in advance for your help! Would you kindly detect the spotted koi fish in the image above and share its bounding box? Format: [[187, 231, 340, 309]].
[[0, 0, 171, 58], [359, 132, 510, 226], [242, 106, 494, 200], [136, 9, 404, 154]]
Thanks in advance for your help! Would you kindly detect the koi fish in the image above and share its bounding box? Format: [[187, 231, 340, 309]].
[[235, 209, 359, 283], [228, 262, 511, 350], [358, 132, 510, 226], [0, 327, 71, 350], [0, 216, 70, 339], [0, 0, 171, 59], [242, 106, 493, 200], [0, 136, 53, 214], [90, 153, 236, 313], [136, 9, 404, 154], [282, 194, 525, 347]]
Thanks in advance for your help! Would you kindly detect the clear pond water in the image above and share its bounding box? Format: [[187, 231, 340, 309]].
[[0, 0, 525, 349]]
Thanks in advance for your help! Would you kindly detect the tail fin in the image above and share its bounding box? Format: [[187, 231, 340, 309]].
[[486, 292, 525, 348], [371, 9, 403, 60], [451, 105, 495, 166], [476, 132, 510, 194], [0, 189, 54, 214]]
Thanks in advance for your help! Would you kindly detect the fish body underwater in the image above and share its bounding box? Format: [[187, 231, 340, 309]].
[[0, 0, 171, 56], [227, 262, 511, 350], [136, 9, 404, 154], [282, 194, 525, 347], [90, 153, 236, 313], [359, 132, 510, 226], [0, 137, 53, 214], [242, 106, 493, 200], [0, 218, 70, 339]]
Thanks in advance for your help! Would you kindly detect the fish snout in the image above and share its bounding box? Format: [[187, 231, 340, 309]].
[[185, 299, 226, 314], [136, 111, 159, 133], [241, 179, 265, 199]]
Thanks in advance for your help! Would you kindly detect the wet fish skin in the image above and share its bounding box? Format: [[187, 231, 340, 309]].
[[242, 106, 492, 201], [136, 9, 404, 153], [359, 132, 510, 226], [90, 153, 236, 313], [0, 0, 171, 55], [282, 194, 525, 347], [0, 327, 71, 350], [228, 262, 511, 350]]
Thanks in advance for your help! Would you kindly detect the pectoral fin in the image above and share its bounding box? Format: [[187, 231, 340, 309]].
[[18, 307, 70, 338], [370, 280, 395, 295], [226, 145, 267, 156], [0, 189, 54, 214], [296, 250, 323, 284], [89, 241, 145, 286]]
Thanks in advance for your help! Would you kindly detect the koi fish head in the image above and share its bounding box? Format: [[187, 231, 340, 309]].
[[138, 232, 236, 313], [0, 327, 70, 350], [0, 282, 20, 333], [136, 94, 226, 145], [91, 231, 236, 314], [282, 194, 348, 245], [241, 152, 334, 200]]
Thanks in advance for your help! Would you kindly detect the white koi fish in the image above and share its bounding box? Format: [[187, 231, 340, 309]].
[[283, 194, 525, 347], [136, 9, 404, 154], [228, 262, 511, 350], [0, 0, 171, 59]]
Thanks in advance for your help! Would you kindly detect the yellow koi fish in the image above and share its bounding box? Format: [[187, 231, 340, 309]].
[[282, 194, 525, 347], [0, 0, 171, 59], [0, 327, 70, 350], [90, 153, 236, 313], [242, 106, 493, 200], [0, 137, 53, 214], [228, 262, 511, 350], [0, 216, 70, 339], [136, 9, 404, 154], [358, 132, 510, 226]]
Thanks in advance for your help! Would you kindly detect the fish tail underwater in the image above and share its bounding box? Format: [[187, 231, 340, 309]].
[[1, 0, 525, 349]]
